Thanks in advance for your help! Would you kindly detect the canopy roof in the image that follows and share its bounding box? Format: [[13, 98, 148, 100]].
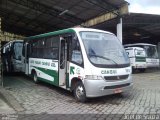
[[0, 0, 128, 36], [93, 13, 160, 44]]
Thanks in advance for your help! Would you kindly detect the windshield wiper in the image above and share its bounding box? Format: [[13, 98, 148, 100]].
[[89, 54, 118, 65]]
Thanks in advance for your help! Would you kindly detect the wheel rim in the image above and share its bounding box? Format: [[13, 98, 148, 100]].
[[76, 85, 84, 98]]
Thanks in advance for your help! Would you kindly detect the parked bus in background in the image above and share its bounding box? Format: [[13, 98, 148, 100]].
[[22, 28, 132, 102], [2, 40, 23, 73], [125, 47, 146, 72], [124, 43, 159, 68]]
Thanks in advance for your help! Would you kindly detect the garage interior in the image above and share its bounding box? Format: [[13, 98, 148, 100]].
[[1, 0, 160, 45], [0, 0, 160, 116], [92, 13, 160, 45], [0, 0, 160, 73], [0, 0, 128, 36], [0, 0, 129, 80]]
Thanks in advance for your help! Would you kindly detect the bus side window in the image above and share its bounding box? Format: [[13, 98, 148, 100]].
[[37, 39, 45, 58], [71, 37, 83, 65], [31, 44, 37, 58], [44, 36, 59, 60]]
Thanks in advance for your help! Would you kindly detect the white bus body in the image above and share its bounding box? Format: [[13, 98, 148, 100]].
[[22, 28, 132, 102], [124, 43, 159, 68], [125, 47, 146, 72], [2, 40, 23, 72]]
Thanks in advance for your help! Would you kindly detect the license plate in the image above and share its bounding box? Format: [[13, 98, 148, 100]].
[[114, 88, 122, 93]]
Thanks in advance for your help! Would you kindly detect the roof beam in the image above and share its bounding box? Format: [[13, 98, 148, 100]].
[[82, 3, 129, 27], [85, 0, 119, 16], [2, 21, 38, 36]]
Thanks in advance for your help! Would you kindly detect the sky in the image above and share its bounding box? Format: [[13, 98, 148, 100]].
[[126, 0, 160, 15]]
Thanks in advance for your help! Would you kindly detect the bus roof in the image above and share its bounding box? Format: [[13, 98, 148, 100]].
[[25, 28, 74, 40], [124, 43, 156, 47], [25, 28, 113, 40], [125, 47, 145, 50], [2, 40, 23, 47]]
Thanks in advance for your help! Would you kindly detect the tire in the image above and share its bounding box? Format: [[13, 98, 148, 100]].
[[115, 92, 123, 97], [73, 82, 87, 102], [33, 71, 38, 83], [132, 67, 136, 74]]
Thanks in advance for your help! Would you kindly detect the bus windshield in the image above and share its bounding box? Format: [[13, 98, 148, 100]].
[[80, 31, 130, 67], [144, 46, 158, 58]]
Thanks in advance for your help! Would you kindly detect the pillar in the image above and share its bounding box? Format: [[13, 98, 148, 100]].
[[117, 18, 123, 44], [0, 17, 2, 85]]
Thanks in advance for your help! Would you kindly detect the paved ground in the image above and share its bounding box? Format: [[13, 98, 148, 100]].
[[1, 70, 160, 119], [0, 87, 16, 119], [0, 96, 15, 114]]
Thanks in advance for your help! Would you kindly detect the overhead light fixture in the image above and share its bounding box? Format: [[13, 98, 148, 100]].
[[133, 32, 141, 36], [59, 10, 69, 16]]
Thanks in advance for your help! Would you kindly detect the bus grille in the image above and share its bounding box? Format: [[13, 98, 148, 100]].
[[104, 75, 129, 81], [104, 83, 130, 89]]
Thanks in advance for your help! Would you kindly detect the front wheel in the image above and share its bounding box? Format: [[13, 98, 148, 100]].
[[73, 82, 87, 102]]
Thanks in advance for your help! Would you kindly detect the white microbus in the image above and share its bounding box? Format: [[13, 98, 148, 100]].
[[125, 47, 146, 72], [2, 40, 23, 73], [124, 43, 159, 68], [22, 28, 132, 102]]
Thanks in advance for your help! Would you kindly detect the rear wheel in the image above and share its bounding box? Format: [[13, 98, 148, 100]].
[[132, 68, 136, 74], [33, 71, 38, 83], [73, 82, 87, 102]]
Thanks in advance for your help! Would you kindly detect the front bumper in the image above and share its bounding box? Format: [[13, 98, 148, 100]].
[[132, 63, 146, 69], [84, 75, 133, 98]]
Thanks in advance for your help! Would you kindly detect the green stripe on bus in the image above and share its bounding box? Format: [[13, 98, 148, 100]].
[[135, 57, 146, 62], [33, 66, 59, 86]]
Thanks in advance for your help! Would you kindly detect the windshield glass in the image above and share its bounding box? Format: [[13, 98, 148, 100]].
[[80, 31, 130, 67], [135, 49, 146, 57], [144, 46, 158, 58]]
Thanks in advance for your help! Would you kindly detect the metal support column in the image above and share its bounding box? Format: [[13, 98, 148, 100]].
[[0, 17, 3, 87], [117, 18, 123, 44]]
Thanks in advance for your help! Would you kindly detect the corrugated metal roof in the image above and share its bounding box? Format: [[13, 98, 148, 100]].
[[0, 0, 128, 36]]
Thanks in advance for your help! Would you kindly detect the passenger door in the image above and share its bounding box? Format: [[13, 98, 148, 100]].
[[22, 43, 29, 75], [59, 37, 67, 87], [12, 42, 23, 72]]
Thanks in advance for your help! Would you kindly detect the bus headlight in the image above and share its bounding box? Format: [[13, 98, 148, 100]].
[[85, 75, 103, 80]]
